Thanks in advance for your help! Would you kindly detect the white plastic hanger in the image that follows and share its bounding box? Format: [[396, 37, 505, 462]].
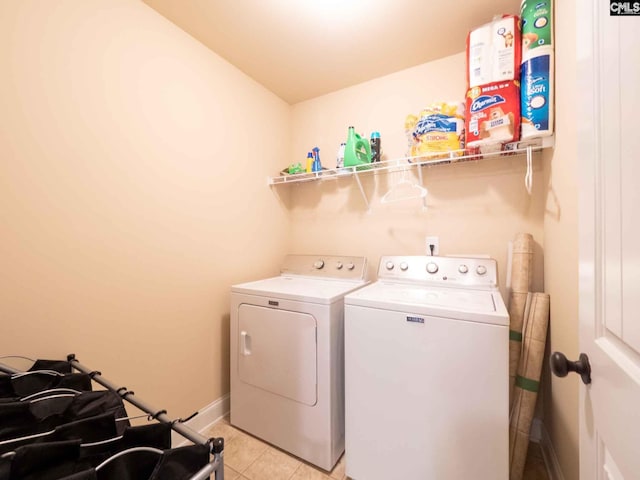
[[0, 356, 37, 374], [81, 434, 125, 447], [20, 388, 82, 402], [0, 355, 35, 362], [12, 370, 65, 379], [95, 446, 164, 472], [0, 428, 56, 446], [380, 168, 428, 204], [115, 413, 150, 422], [28, 393, 76, 403]]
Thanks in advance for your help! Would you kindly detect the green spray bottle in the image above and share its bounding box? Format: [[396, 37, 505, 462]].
[[343, 126, 372, 169]]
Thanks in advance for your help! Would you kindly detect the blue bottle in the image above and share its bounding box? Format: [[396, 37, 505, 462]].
[[312, 147, 322, 172]]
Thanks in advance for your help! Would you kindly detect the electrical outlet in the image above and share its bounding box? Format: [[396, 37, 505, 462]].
[[426, 236, 439, 256]]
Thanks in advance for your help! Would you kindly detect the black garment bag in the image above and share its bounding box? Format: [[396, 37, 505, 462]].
[[29, 359, 74, 374], [0, 372, 92, 399], [56, 443, 210, 480], [0, 390, 128, 441], [0, 412, 119, 454], [79, 422, 172, 466], [0, 439, 92, 480]]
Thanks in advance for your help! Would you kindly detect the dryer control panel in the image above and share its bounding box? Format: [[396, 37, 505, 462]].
[[377, 256, 498, 289], [280, 255, 367, 281]]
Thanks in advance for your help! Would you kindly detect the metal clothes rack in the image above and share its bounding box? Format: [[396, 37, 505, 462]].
[[0, 353, 225, 480]]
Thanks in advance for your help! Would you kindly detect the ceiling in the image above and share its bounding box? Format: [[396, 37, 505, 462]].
[[142, 0, 519, 104]]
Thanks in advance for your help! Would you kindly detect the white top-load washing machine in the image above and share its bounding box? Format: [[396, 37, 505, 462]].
[[230, 255, 368, 471], [344, 255, 509, 480]]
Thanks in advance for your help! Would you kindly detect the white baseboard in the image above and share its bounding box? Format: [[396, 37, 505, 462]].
[[171, 394, 230, 447], [532, 418, 565, 480]]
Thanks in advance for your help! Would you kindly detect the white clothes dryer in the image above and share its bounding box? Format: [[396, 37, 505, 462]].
[[344, 256, 509, 480], [230, 255, 368, 471]]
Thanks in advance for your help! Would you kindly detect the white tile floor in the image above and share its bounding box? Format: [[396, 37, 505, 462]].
[[203, 416, 346, 480]]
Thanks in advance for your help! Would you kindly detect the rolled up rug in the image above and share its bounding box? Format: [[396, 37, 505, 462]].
[[508, 233, 534, 408], [508, 292, 550, 480], [509, 292, 531, 408]]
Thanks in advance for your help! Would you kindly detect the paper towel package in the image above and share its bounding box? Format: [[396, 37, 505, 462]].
[[520, 0, 554, 139], [521, 0, 553, 53], [466, 15, 521, 88], [465, 80, 521, 149], [520, 48, 554, 139]]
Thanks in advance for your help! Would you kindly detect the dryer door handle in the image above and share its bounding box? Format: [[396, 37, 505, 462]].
[[240, 331, 252, 356]]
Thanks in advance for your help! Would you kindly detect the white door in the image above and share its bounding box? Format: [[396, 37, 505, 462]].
[[577, 1, 640, 478]]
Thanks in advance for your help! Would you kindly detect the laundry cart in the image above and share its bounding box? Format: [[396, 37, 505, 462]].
[[0, 354, 224, 480]]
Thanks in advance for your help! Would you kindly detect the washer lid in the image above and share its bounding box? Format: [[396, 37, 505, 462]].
[[344, 281, 508, 326], [232, 276, 369, 304]]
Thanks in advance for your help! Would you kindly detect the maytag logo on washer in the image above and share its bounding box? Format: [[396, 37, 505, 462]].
[[610, 1, 640, 15], [406, 316, 425, 324]]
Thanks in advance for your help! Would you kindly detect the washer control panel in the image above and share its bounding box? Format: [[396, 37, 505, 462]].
[[377, 256, 498, 289], [281, 255, 367, 280]]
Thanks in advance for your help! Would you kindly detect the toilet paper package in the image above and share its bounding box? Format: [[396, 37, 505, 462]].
[[465, 80, 521, 149], [520, 48, 554, 139], [521, 0, 553, 54], [466, 15, 521, 88]]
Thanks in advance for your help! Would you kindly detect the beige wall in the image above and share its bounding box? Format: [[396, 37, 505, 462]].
[[542, 0, 579, 478], [289, 53, 546, 297], [0, 0, 290, 416]]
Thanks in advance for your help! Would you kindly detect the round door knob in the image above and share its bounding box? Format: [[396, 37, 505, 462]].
[[426, 262, 438, 274], [399, 262, 408, 271], [313, 260, 324, 269], [550, 351, 592, 385], [385, 261, 395, 270]]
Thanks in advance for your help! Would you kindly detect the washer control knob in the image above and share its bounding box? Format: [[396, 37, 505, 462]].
[[426, 262, 439, 274], [346, 262, 355, 270], [336, 262, 343, 270], [314, 260, 325, 269], [476, 265, 487, 275], [458, 264, 469, 274], [385, 261, 395, 271], [399, 262, 409, 271]]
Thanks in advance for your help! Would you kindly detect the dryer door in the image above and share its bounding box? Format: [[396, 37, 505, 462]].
[[237, 304, 317, 406]]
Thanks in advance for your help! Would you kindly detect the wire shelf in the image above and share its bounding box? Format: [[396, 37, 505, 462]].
[[268, 136, 554, 186]]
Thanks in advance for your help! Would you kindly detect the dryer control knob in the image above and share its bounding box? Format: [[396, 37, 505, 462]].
[[400, 262, 408, 271], [346, 262, 355, 270], [476, 265, 487, 275], [336, 262, 343, 270], [426, 262, 438, 274], [314, 260, 325, 269], [458, 264, 469, 274], [385, 261, 395, 270]]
